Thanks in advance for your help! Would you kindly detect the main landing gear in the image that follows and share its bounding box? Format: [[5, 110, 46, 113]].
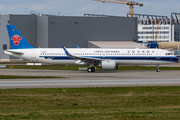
[[156, 65, 160, 72], [87, 67, 95, 73]]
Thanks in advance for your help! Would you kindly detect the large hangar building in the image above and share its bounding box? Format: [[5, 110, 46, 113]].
[[0, 14, 138, 61], [127, 13, 180, 44]]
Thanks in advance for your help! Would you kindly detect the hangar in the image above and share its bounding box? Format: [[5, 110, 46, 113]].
[[0, 14, 138, 61]]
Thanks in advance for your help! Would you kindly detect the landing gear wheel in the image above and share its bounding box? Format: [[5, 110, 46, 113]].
[[156, 65, 160, 72], [87, 67, 95, 73], [91, 67, 95, 72], [87, 68, 92, 73], [156, 69, 160, 72]]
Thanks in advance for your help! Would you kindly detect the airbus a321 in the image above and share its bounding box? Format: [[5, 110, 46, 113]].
[[4, 25, 179, 72]]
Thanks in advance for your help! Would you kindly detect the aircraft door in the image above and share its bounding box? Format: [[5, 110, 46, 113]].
[[156, 50, 161, 59], [31, 50, 36, 61]]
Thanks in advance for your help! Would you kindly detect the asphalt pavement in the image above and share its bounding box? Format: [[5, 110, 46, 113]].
[[0, 69, 180, 88]]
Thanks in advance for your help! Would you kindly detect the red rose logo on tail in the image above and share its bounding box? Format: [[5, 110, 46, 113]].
[[11, 35, 22, 45]]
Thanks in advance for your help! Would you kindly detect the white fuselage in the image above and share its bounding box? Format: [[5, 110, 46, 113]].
[[4, 48, 178, 65]]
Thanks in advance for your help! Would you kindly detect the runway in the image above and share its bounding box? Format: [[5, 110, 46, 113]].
[[0, 69, 180, 88]]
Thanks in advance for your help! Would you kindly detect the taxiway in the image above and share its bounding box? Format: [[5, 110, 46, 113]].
[[0, 69, 180, 88]]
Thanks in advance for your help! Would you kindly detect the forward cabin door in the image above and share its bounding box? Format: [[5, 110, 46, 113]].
[[31, 50, 36, 62], [156, 49, 161, 60]]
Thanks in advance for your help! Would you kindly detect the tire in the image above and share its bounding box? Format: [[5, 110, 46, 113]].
[[91, 67, 95, 72], [156, 69, 160, 72], [87, 68, 92, 73]]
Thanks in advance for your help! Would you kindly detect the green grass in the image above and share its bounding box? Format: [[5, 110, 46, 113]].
[[3, 65, 180, 71], [0, 75, 64, 79], [0, 62, 27, 64], [6, 65, 88, 70], [0, 86, 180, 119]]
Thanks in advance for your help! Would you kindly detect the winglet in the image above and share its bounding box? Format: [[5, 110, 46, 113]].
[[76, 45, 79, 48], [62, 46, 70, 56]]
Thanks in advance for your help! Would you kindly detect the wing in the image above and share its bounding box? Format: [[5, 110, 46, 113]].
[[62, 46, 102, 64]]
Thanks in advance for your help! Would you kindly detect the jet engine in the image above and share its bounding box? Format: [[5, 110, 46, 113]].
[[99, 61, 118, 70]]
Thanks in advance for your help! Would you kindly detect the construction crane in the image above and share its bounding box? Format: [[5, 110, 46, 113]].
[[93, 0, 143, 17], [155, 19, 161, 43]]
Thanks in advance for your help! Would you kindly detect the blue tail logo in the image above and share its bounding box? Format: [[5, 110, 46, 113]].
[[6, 25, 34, 49]]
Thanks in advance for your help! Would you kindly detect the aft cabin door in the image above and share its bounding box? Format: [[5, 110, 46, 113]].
[[31, 50, 36, 61]]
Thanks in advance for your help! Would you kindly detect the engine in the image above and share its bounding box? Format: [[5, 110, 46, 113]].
[[99, 61, 118, 70]]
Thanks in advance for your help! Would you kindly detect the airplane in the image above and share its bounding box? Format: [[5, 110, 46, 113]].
[[3, 25, 179, 72]]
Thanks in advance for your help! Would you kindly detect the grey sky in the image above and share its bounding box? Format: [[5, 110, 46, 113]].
[[0, 0, 179, 17]]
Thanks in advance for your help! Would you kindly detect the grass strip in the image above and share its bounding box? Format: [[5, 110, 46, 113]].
[[0, 75, 63, 79], [3, 65, 180, 71], [0, 86, 180, 119]]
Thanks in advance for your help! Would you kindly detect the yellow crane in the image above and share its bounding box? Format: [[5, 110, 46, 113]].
[[154, 18, 161, 43], [93, 0, 143, 17]]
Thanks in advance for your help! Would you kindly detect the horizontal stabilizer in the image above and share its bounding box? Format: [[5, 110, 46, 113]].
[[4, 50, 24, 55]]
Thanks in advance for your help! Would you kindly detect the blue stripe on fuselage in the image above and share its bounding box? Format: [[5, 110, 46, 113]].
[[39, 56, 178, 62]]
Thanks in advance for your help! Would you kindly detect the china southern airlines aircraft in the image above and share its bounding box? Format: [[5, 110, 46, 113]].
[[4, 25, 179, 72]]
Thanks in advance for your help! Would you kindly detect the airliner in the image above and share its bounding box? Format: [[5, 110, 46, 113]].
[[3, 25, 179, 72]]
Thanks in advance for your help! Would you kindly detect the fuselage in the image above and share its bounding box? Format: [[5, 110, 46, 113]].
[[4, 48, 178, 65]]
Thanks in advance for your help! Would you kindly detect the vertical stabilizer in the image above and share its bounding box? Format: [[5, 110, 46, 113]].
[[6, 25, 34, 49]]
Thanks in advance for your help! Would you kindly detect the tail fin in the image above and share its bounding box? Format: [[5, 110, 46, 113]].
[[6, 25, 34, 49]]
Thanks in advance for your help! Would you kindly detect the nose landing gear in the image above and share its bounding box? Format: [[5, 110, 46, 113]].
[[156, 65, 160, 72]]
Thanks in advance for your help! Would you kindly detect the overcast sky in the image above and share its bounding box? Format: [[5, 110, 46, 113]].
[[0, 0, 179, 17]]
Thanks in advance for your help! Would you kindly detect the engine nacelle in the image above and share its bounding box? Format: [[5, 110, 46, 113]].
[[100, 61, 118, 70]]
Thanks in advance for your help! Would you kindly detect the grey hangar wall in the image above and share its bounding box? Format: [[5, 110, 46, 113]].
[[0, 14, 137, 60]]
